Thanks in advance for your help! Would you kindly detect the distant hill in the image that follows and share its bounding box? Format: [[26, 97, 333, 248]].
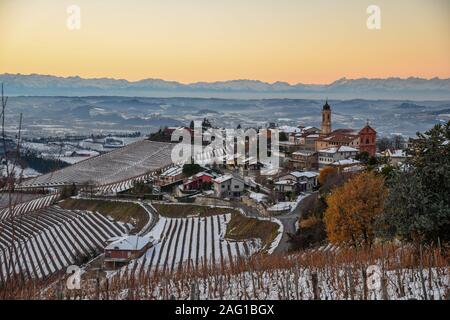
[[1, 73, 450, 100]]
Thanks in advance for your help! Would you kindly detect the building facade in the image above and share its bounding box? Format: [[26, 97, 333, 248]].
[[213, 175, 245, 198], [318, 146, 359, 168], [359, 124, 377, 157]]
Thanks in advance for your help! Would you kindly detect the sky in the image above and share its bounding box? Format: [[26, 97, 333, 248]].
[[0, 0, 449, 84]]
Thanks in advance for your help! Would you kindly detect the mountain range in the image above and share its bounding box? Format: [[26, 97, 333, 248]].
[[1, 73, 450, 100]]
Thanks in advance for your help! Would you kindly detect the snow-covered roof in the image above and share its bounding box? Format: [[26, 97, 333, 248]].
[[319, 147, 338, 154], [213, 174, 244, 184], [105, 235, 152, 251], [319, 146, 358, 154], [332, 159, 361, 166], [338, 146, 359, 152], [390, 149, 410, 158], [275, 180, 296, 185], [289, 171, 319, 178], [298, 171, 319, 178], [213, 174, 232, 184], [292, 151, 315, 156], [279, 125, 302, 134]]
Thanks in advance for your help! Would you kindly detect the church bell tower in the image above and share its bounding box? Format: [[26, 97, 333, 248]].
[[321, 100, 331, 135]]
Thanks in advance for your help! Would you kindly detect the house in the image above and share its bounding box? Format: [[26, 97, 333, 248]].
[[273, 179, 299, 200], [331, 158, 362, 172], [104, 235, 153, 269], [293, 171, 319, 191], [290, 151, 318, 170], [213, 174, 245, 198], [301, 134, 321, 152], [318, 146, 359, 169], [183, 172, 214, 191], [381, 149, 411, 165], [276, 170, 319, 192], [315, 129, 360, 151]]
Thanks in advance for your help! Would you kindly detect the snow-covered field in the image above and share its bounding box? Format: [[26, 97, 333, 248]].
[[0, 194, 59, 220], [125, 214, 262, 276], [1, 161, 41, 179], [0, 206, 130, 283], [118, 265, 448, 300], [18, 140, 175, 189]]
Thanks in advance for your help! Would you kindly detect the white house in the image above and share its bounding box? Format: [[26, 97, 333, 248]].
[[318, 146, 359, 169], [277, 170, 319, 192], [381, 149, 412, 165], [274, 179, 298, 193], [213, 174, 245, 198]]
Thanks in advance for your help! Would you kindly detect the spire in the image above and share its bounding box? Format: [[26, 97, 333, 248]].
[[323, 99, 330, 111]]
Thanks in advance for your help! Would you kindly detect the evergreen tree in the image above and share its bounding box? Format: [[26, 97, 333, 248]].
[[378, 122, 450, 244]]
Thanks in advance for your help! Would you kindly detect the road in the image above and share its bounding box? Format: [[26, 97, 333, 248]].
[[273, 192, 318, 253]]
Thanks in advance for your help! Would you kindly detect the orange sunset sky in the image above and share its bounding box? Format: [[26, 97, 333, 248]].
[[0, 0, 449, 84]]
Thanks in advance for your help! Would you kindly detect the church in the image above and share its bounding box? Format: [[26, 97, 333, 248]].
[[315, 101, 377, 157]]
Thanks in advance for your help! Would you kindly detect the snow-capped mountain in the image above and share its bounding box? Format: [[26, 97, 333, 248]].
[[1, 73, 449, 99]]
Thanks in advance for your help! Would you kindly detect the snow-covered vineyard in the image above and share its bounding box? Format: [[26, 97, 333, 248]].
[[113, 265, 449, 300], [125, 214, 261, 276], [17, 140, 175, 190], [95, 174, 153, 194], [0, 194, 59, 221], [0, 206, 129, 283], [43, 244, 449, 300]]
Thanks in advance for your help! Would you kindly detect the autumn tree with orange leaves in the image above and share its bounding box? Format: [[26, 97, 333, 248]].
[[324, 171, 387, 247]]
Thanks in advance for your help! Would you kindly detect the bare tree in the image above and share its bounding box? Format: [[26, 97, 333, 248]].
[[0, 84, 29, 295]]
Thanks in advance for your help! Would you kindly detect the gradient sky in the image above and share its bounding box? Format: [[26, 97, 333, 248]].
[[0, 0, 449, 84]]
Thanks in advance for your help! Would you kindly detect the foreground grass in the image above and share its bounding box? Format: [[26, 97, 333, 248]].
[[60, 198, 148, 233]]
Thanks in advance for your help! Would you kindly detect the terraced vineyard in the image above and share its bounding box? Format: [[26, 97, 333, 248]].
[[0, 206, 130, 283], [0, 194, 59, 221], [127, 214, 263, 276], [95, 174, 154, 194], [18, 140, 175, 189]]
